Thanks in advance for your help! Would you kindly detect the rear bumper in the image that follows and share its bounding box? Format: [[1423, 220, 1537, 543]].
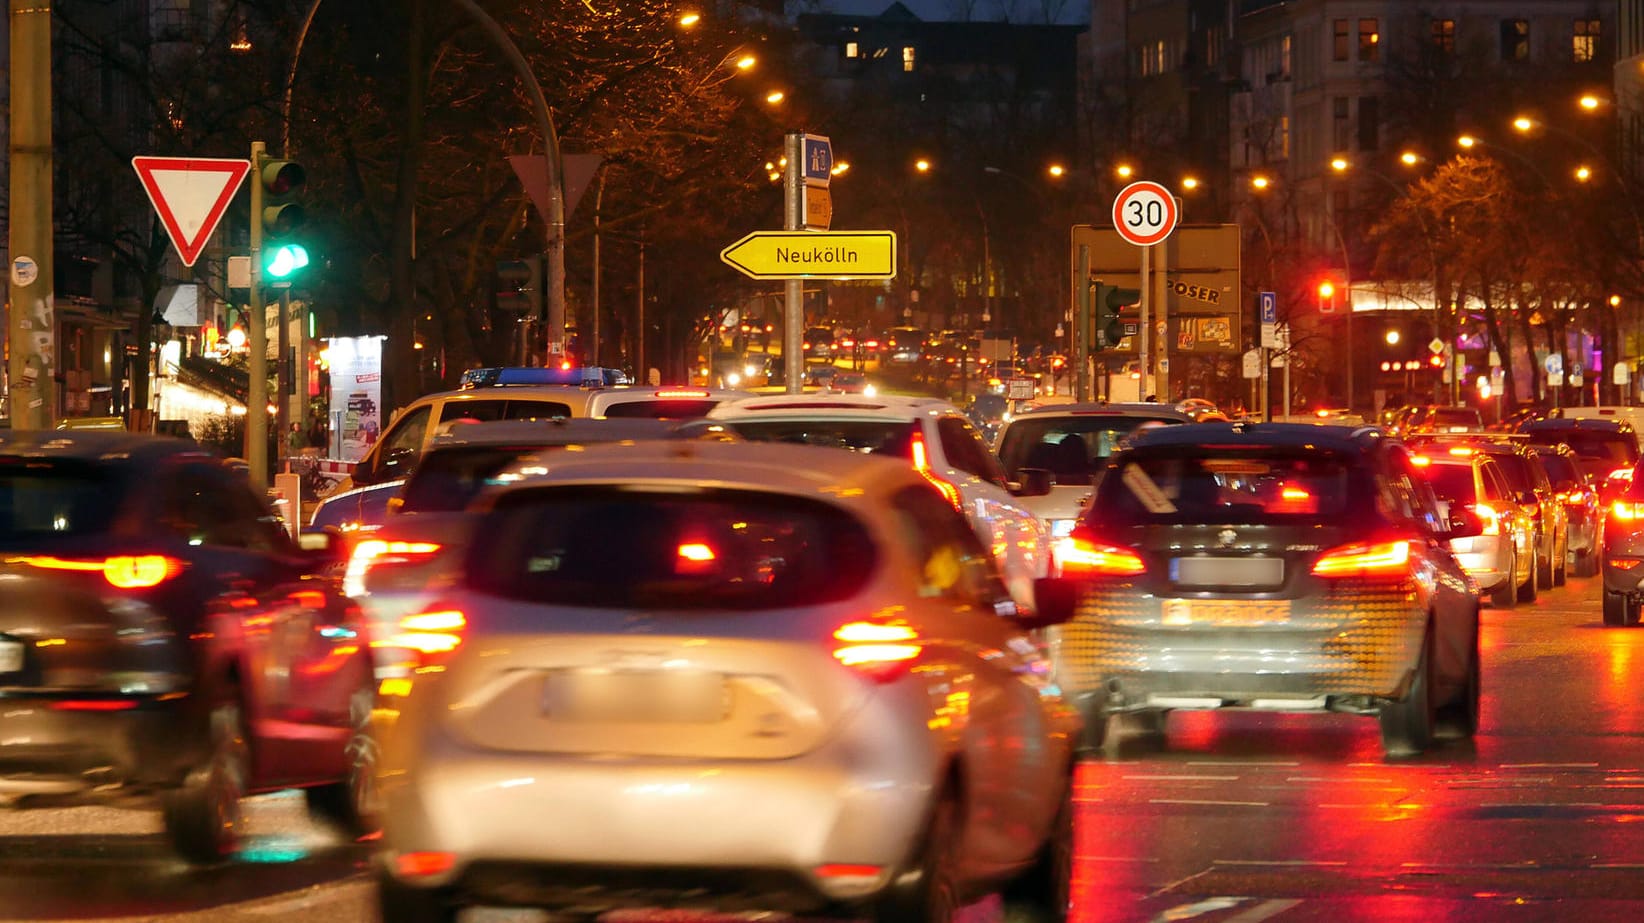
[[0, 696, 200, 801]]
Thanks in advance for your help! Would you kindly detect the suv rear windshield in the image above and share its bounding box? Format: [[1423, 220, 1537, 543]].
[[1523, 430, 1638, 466], [1422, 461, 1479, 503], [0, 460, 121, 544], [1096, 448, 1358, 525], [1430, 408, 1482, 428], [399, 446, 544, 513], [717, 419, 917, 457], [600, 399, 720, 419], [998, 416, 1182, 481], [1535, 453, 1581, 490], [466, 486, 875, 609]]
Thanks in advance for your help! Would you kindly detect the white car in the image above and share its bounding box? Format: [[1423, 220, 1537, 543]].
[[708, 393, 1052, 608], [993, 402, 1196, 541], [372, 441, 1080, 922]]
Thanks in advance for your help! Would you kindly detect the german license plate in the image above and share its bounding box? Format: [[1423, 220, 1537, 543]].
[[0, 640, 22, 674], [543, 670, 726, 723], [1161, 598, 1290, 626]]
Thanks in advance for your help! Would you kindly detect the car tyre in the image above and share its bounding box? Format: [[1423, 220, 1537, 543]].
[[1379, 627, 1434, 758], [375, 869, 461, 923], [161, 697, 248, 864], [1488, 553, 1517, 610], [1517, 551, 1538, 603], [1002, 775, 1074, 923], [1575, 547, 1599, 578], [1434, 617, 1481, 741], [1535, 539, 1555, 589], [1554, 540, 1569, 586], [304, 685, 380, 836], [872, 791, 963, 923], [1603, 589, 1630, 627]]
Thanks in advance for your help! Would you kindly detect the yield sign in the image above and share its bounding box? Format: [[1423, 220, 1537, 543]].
[[131, 156, 251, 267]]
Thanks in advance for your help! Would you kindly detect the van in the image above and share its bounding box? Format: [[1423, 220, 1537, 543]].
[[1552, 406, 1644, 447], [334, 381, 751, 492]]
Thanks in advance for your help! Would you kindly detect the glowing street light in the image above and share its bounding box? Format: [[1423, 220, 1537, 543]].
[[678, 11, 701, 27], [1576, 164, 1593, 182], [1457, 134, 1478, 149], [1330, 156, 1349, 172], [830, 161, 850, 176], [1047, 164, 1066, 178], [1385, 329, 1401, 346], [1400, 150, 1423, 166], [1580, 94, 1603, 111], [914, 158, 931, 173], [1250, 174, 1271, 190], [764, 90, 784, 105], [1115, 163, 1134, 179], [1181, 175, 1200, 190], [735, 54, 756, 70], [1512, 116, 1535, 132]]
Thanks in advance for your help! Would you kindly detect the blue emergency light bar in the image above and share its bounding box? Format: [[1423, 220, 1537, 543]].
[[459, 366, 632, 389]]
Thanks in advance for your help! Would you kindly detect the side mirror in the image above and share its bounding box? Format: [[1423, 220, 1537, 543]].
[[1019, 577, 1081, 630], [351, 456, 375, 486], [1446, 507, 1485, 540], [1012, 467, 1054, 498]]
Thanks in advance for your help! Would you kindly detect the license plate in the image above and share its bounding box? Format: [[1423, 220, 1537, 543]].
[[543, 670, 726, 723], [1172, 557, 1284, 587], [1161, 598, 1291, 626], [0, 641, 22, 674]]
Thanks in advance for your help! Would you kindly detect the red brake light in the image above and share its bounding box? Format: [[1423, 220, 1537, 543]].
[[344, 539, 442, 596], [910, 432, 963, 511], [395, 851, 456, 878], [380, 607, 467, 657], [832, 621, 921, 682], [655, 389, 710, 399], [1311, 540, 1412, 576], [1057, 536, 1146, 576], [1473, 503, 1501, 535], [1612, 501, 1644, 522], [50, 699, 140, 712], [12, 554, 183, 589], [1410, 455, 1432, 467]]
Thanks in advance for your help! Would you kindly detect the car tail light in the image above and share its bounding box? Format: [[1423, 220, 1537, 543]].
[[1614, 559, 1643, 571], [1612, 501, 1644, 522], [344, 539, 442, 597], [833, 621, 921, 682], [1612, 467, 1635, 483], [1311, 540, 1412, 577], [395, 851, 456, 878], [654, 389, 709, 399], [388, 608, 467, 655], [1472, 503, 1502, 535], [1560, 490, 1589, 504], [50, 699, 140, 712], [14, 554, 184, 590], [909, 432, 963, 512], [1410, 455, 1432, 467], [1057, 536, 1146, 577]]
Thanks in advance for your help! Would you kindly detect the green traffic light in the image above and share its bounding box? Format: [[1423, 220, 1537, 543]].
[[265, 243, 310, 279]]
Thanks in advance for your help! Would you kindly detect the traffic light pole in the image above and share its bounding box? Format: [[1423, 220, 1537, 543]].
[[248, 141, 270, 489], [1074, 244, 1090, 402]]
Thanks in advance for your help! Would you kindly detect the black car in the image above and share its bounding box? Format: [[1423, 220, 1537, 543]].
[[1518, 417, 1640, 496], [1602, 458, 1644, 626], [1530, 442, 1601, 577], [0, 432, 375, 862], [1055, 422, 1481, 757]]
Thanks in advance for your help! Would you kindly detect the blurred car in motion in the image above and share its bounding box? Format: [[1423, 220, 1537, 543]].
[[828, 371, 876, 395], [1518, 417, 1640, 499], [1411, 448, 1535, 607], [994, 402, 1196, 541], [338, 381, 750, 494], [1054, 422, 1481, 757], [884, 326, 927, 364], [1603, 459, 1644, 625], [0, 432, 376, 862], [372, 441, 1080, 923], [1530, 442, 1601, 577], [708, 393, 1051, 608], [309, 478, 405, 538], [343, 418, 736, 678], [1408, 435, 1564, 593]]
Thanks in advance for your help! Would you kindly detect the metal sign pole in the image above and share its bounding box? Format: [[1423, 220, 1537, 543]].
[[1138, 244, 1151, 397], [782, 132, 804, 394], [1075, 243, 1090, 402], [1154, 240, 1169, 400]]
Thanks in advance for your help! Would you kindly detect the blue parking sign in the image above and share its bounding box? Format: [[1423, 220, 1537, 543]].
[[1260, 291, 1276, 325]]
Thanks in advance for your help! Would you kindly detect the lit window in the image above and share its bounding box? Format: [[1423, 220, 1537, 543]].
[[903, 46, 915, 72], [1358, 18, 1379, 62], [1574, 19, 1600, 62], [1280, 34, 1292, 77], [1432, 18, 1455, 53], [845, 41, 858, 58], [1501, 19, 1530, 61]]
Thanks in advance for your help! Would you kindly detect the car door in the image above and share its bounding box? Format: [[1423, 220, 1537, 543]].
[[891, 485, 1067, 877], [358, 402, 434, 486]]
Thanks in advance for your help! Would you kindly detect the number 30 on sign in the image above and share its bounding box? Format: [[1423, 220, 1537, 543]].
[[1111, 181, 1179, 246]]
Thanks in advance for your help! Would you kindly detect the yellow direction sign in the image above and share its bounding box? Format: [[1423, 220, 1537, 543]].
[[720, 230, 897, 280]]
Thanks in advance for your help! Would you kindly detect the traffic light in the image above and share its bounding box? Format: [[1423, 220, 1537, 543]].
[[1091, 282, 1142, 350], [496, 257, 544, 315], [1317, 279, 1339, 314], [257, 157, 308, 278]]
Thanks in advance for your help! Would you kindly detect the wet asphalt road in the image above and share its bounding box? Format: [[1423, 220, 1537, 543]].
[[0, 572, 1639, 922]]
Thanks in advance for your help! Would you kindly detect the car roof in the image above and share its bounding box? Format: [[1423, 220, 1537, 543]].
[[1126, 421, 1383, 453], [482, 440, 929, 511], [1012, 401, 1196, 421], [1521, 417, 1634, 433], [591, 386, 753, 406], [708, 392, 960, 420], [0, 430, 212, 464]]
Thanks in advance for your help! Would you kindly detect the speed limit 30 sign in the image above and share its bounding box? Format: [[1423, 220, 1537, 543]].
[[1111, 180, 1179, 246]]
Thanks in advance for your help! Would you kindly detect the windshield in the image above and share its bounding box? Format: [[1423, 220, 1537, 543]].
[[399, 446, 545, 514], [1523, 430, 1638, 465], [1096, 448, 1359, 526], [718, 419, 917, 457], [1431, 408, 1482, 427], [1536, 453, 1581, 490], [466, 486, 876, 610], [1421, 462, 1478, 503], [0, 460, 122, 544], [600, 399, 720, 419], [1488, 452, 1535, 493], [999, 416, 1182, 481]]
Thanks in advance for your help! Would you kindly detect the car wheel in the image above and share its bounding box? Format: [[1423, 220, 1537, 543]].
[[1075, 697, 1109, 754], [375, 869, 461, 923], [1554, 540, 1568, 586], [1576, 548, 1599, 578], [1488, 552, 1517, 610], [1434, 618, 1481, 741], [1378, 627, 1434, 758], [304, 685, 380, 836], [1002, 774, 1073, 923], [1517, 551, 1538, 603], [1603, 589, 1630, 627], [161, 696, 248, 864], [1535, 540, 1555, 589], [872, 792, 963, 923]]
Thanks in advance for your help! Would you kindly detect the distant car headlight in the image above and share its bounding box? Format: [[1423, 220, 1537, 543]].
[[745, 363, 760, 377], [863, 384, 878, 397], [726, 372, 742, 386], [1049, 518, 1078, 538]]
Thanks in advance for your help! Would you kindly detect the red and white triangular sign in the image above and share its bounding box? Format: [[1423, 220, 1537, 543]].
[[131, 156, 252, 267]]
